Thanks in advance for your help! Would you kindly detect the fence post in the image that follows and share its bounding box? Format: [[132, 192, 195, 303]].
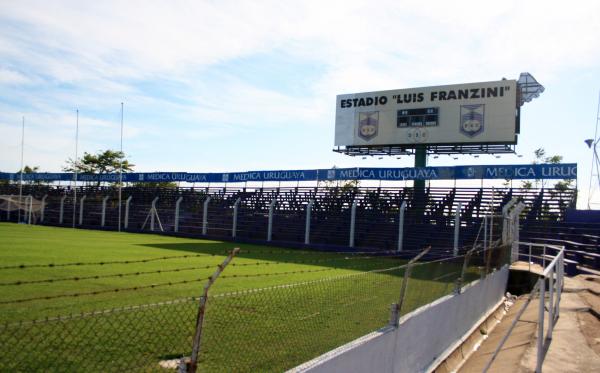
[[537, 277, 545, 373], [59, 195, 66, 224], [6, 194, 12, 221], [453, 202, 461, 256], [557, 251, 563, 319], [349, 200, 357, 247], [232, 197, 241, 238], [398, 201, 406, 252], [174, 196, 183, 233], [150, 197, 159, 231], [40, 194, 48, 223], [267, 199, 276, 241], [101, 196, 110, 227], [202, 196, 211, 235], [394, 246, 431, 324], [501, 198, 517, 244], [189, 248, 240, 373], [457, 246, 478, 293], [305, 199, 314, 245], [27, 195, 33, 224], [78, 195, 86, 226], [124, 196, 132, 229], [483, 215, 488, 251], [548, 267, 554, 340]]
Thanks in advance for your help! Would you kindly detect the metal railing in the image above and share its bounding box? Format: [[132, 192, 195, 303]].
[[483, 242, 564, 373]]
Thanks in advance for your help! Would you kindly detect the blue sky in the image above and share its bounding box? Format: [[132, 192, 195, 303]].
[[1, 0, 599, 206]]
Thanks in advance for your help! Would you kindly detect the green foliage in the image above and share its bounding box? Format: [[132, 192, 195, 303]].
[[529, 148, 570, 189], [521, 180, 533, 189], [321, 166, 360, 192], [63, 149, 134, 186], [135, 181, 178, 188], [15, 165, 43, 185], [64, 150, 134, 174], [18, 165, 40, 174]]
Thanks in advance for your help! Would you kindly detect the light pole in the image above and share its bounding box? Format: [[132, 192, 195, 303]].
[[72, 110, 79, 228], [118, 102, 124, 232], [18, 116, 25, 223]]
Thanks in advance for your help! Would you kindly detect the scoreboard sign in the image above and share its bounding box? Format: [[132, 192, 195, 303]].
[[335, 80, 518, 147]]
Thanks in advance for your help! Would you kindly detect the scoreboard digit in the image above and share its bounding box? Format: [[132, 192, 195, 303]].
[[397, 107, 439, 128]]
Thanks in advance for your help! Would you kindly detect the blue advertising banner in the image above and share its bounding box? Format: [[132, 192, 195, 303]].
[[0, 163, 577, 183]]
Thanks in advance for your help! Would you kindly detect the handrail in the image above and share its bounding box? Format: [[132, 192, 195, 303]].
[[484, 241, 565, 373]]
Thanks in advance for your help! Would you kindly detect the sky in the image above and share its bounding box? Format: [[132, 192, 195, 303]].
[[0, 0, 599, 207]]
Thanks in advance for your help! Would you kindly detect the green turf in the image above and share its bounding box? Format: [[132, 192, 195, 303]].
[[0, 223, 474, 372]]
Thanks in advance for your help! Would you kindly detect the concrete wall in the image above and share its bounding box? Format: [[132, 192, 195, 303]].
[[291, 266, 509, 373]]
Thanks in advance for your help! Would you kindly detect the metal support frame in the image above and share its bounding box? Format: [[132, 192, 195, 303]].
[[483, 215, 488, 251], [6, 194, 12, 221], [536, 277, 545, 373], [349, 201, 357, 247], [397, 201, 407, 252], [150, 197, 159, 231], [267, 199, 276, 242], [40, 194, 48, 223], [27, 195, 32, 224], [504, 201, 526, 262], [59, 195, 66, 224], [189, 248, 240, 373], [453, 202, 462, 256], [124, 196, 132, 230], [174, 196, 183, 232], [78, 195, 86, 226], [202, 197, 211, 235], [305, 199, 314, 245], [101, 196, 110, 227], [232, 197, 241, 238], [501, 198, 518, 244], [392, 246, 432, 325]]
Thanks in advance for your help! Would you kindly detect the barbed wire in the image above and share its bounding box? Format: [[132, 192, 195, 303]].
[[0, 249, 412, 271], [0, 256, 400, 287], [0, 264, 380, 305]]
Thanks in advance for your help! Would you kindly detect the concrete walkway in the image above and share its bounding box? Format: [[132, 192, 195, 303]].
[[458, 274, 600, 373], [458, 296, 538, 373]]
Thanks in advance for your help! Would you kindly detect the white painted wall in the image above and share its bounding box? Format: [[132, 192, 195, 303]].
[[290, 266, 509, 373]]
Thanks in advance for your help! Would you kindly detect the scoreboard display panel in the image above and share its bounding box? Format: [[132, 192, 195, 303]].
[[334, 80, 518, 147], [397, 107, 439, 127]]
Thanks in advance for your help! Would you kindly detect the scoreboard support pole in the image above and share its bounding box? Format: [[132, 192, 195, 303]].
[[413, 145, 427, 218]]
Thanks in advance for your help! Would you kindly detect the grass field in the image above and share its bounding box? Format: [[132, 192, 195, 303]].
[[0, 222, 473, 372]]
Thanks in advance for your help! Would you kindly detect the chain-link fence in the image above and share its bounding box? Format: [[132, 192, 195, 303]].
[[0, 245, 510, 372], [0, 298, 198, 372]]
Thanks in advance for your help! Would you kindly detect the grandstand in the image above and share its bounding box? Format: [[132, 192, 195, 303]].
[[3, 183, 593, 273]]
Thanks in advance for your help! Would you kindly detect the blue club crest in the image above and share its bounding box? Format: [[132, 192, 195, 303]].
[[358, 111, 379, 141], [460, 104, 485, 137]]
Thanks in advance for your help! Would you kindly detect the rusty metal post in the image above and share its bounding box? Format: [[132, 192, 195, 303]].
[[394, 246, 431, 324], [456, 246, 478, 293], [189, 247, 240, 373]]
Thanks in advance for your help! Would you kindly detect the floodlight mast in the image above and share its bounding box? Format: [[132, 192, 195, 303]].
[[72, 110, 79, 229], [18, 117, 24, 224], [118, 102, 124, 232], [587, 91, 600, 209]]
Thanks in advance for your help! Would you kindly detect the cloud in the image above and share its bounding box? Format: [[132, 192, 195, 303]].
[[0, 0, 599, 181]]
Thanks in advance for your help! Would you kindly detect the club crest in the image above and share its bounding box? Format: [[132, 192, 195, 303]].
[[357, 111, 379, 141], [460, 104, 485, 137]]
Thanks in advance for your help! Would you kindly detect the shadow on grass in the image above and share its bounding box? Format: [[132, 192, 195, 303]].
[[134, 241, 479, 285]]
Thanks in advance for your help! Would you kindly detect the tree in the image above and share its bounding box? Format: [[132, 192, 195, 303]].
[[522, 148, 572, 190], [135, 181, 178, 188], [63, 150, 134, 186], [16, 165, 43, 185]]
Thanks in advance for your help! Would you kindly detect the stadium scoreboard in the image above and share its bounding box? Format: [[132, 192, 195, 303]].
[[397, 107, 439, 128], [334, 80, 518, 147]]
